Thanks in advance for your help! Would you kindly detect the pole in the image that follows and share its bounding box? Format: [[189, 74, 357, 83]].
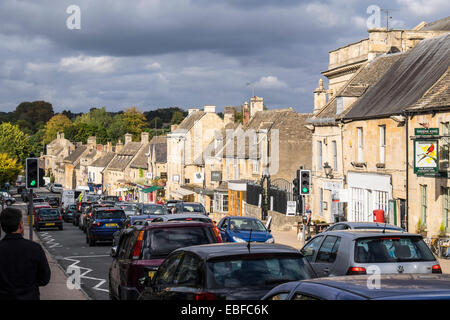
[[28, 188, 34, 241]]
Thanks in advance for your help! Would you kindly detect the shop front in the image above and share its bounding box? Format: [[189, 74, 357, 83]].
[[227, 180, 247, 216]]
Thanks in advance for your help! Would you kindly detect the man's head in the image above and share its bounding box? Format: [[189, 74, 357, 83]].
[[0, 207, 24, 234], [305, 204, 310, 211]]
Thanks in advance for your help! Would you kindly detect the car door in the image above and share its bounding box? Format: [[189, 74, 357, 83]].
[[110, 231, 131, 298], [119, 231, 139, 292], [218, 218, 229, 241], [300, 235, 324, 264], [312, 235, 342, 277], [149, 252, 184, 300], [170, 253, 204, 300]]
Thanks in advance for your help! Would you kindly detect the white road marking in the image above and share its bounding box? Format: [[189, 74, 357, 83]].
[[39, 232, 63, 248], [63, 255, 110, 293]]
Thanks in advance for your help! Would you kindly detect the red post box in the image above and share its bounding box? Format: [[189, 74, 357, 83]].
[[373, 209, 385, 223]]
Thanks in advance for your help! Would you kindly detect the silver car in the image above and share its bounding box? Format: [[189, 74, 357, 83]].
[[300, 230, 442, 277], [51, 183, 63, 193], [324, 222, 404, 232]]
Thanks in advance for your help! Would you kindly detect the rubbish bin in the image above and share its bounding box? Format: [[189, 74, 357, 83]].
[[373, 209, 385, 223]]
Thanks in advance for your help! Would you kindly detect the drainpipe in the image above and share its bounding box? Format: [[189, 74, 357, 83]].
[[405, 111, 409, 232]]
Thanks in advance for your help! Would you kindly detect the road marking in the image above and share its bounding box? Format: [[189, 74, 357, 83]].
[[40, 232, 63, 248], [63, 255, 110, 293]]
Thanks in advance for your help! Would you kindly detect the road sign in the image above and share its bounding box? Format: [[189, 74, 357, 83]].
[[286, 201, 296, 216]]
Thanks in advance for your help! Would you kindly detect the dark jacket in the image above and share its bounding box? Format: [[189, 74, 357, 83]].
[[0, 233, 51, 300]]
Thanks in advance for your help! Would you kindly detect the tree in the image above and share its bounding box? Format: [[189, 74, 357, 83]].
[[0, 123, 32, 163], [121, 107, 148, 140], [149, 116, 163, 129], [14, 101, 54, 132], [29, 128, 46, 157], [43, 114, 73, 145], [170, 111, 185, 125], [0, 153, 22, 187]]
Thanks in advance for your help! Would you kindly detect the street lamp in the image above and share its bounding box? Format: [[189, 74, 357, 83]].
[[323, 162, 333, 178]]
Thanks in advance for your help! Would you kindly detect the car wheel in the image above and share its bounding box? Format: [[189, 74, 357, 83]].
[[6, 200, 12, 206]]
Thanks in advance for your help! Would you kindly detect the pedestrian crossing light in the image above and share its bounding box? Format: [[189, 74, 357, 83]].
[[26, 158, 39, 189], [300, 169, 311, 195]]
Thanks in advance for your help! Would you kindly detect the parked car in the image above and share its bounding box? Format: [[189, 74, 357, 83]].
[[83, 203, 116, 232], [51, 183, 63, 193], [118, 203, 141, 216], [32, 197, 48, 205], [0, 192, 16, 206], [262, 274, 450, 300], [86, 207, 127, 246], [34, 207, 63, 231], [152, 213, 214, 224], [32, 203, 52, 216], [73, 201, 93, 226], [179, 202, 208, 215], [109, 220, 222, 300], [140, 204, 169, 216], [101, 195, 120, 203], [139, 243, 315, 300], [63, 204, 77, 222], [300, 230, 442, 277], [217, 216, 274, 243], [45, 196, 60, 208], [324, 222, 404, 232]]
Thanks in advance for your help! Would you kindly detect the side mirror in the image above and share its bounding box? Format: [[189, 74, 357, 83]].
[[268, 229, 271, 233], [110, 246, 118, 257]]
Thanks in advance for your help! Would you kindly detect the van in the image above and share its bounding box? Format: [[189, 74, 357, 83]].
[[61, 190, 75, 211]]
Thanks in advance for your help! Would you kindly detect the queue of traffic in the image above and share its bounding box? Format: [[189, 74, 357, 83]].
[[27, 188, 450, 301]]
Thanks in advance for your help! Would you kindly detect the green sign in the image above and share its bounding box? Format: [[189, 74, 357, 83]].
[[415, 128, 439, 136]]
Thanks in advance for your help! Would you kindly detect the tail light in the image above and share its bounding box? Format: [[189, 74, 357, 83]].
[[347, 267, 367, 275], [432, 264, 442, 274], [195, 292, 216, 300], [132, 231, 145, 259], [211, 221, 222, 243], [58, 216, 62, 220], [37, 217, 41, 221], [92, 222, 101, 228]]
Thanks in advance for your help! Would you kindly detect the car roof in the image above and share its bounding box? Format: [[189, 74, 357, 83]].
[[224, 216, 260, 220], [329, 222, 404, 230], [312, 230, 418, 239], [161, 213, 211, 220], [94, 206, 124, 211], [176, 243, 300, 260], [298, 274, 450, 299], [143, 220, 213, 230]]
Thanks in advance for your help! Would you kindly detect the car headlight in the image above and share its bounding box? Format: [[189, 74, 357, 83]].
[[232, 236, 246, 243], [265, 237, 275, 244]]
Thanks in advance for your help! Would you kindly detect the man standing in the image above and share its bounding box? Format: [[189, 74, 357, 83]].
[[305, 204, 312, 240], [0, 208, 51, 300]]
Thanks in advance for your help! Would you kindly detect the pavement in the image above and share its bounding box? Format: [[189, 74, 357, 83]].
[[22, 208, 89, 300]]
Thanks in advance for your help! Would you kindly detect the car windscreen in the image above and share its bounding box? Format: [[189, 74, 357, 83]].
[[33, 198, 45, 203], [354, 236, 436, 263], [207, 254, 312, 289], [142, 205, 168, 215], [182, 204, 205, 213], [37, 209, 60, 216], [169, 217, 211, 223], [142, 227, 216, 259], [95, 210, 126, 220], [54, 184, 62, 187], [229, 218, 266, 232]]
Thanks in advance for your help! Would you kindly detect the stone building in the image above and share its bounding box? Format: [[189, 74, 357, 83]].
[[42, 132, 74, 179]]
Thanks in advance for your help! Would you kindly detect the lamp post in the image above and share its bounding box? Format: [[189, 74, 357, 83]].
[[323, 162, 333, 179]]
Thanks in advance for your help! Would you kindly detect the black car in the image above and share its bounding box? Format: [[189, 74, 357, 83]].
[[46, 197, 60, 208], [138, 243, 315, 300], [72, 201, 92, 226], [35, 208, 64, 231], [262, 274, 450, 300], [63, 204, 77, 222]]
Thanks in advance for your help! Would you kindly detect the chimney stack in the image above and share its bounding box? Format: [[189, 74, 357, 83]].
[[250, 96, 264, 118], [116, 139, 123, 153], [204, 105, 216, 113], [313, 79, 328, 114], [188, 108, 200, 115], [224, 106, 235, 124], [124, 133, 133, 144], [243, 102, 250, 125], [171, 124, 179, 132], [141, 131, 149, 144]]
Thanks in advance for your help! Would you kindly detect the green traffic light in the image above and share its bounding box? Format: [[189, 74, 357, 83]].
[[302, 187, 308, 193], [30, 180, 36, 187]]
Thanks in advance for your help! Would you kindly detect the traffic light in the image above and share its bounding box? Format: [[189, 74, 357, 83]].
[[26, 158, 39, 189], [39, 168, 45, 187], [292, 170, 300, 196], [300, 169, 311, 195]]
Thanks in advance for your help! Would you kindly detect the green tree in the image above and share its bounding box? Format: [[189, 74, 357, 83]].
[[170, 111, 185, 125], [121, 107, 148, 140], [29, 128, 46, 156], [13, 101, 54, 132], [149, 116, 163, 129], [0, 123, 32, 163], [43, 114, 73, 145], [0, 153, 22, 187]]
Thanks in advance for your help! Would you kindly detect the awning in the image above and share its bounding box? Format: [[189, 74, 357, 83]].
[[76, 186, 90, 191], [114, 187, 129, 192], [141, 186, 162, 193], [171, 188, 194, 199]]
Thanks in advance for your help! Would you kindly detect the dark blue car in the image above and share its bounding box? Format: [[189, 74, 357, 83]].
[[262, 274, 450, 300], [86, 207, 127, 246], [217, 216, 274, 243]]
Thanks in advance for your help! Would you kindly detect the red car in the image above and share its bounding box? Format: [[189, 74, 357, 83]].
[[109, 221, 222, 300]]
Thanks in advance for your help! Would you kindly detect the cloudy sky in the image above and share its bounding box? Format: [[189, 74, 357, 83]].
[[0, 0, 448, 114]]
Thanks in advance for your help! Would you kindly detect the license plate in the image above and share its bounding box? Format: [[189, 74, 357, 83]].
[[105, 223, 118, 227], [45, 223, 55, 226], [148, 271, 155, 280]]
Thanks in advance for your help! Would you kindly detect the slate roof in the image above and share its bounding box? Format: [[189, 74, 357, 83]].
[[406, 68, 450, 112], [108, 142, 143, 171], [150, 136, 168, 163], [421, 16, 450, 31], [64, 145, 87, 164], [342, 33, 450, 120], [90, 152, 115, 168], [313, 53, 404, 120], [175, 111, 205, 131], [130, 143, 150, 169]]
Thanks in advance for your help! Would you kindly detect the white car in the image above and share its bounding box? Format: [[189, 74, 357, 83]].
[[51, 183, 63, 193]]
